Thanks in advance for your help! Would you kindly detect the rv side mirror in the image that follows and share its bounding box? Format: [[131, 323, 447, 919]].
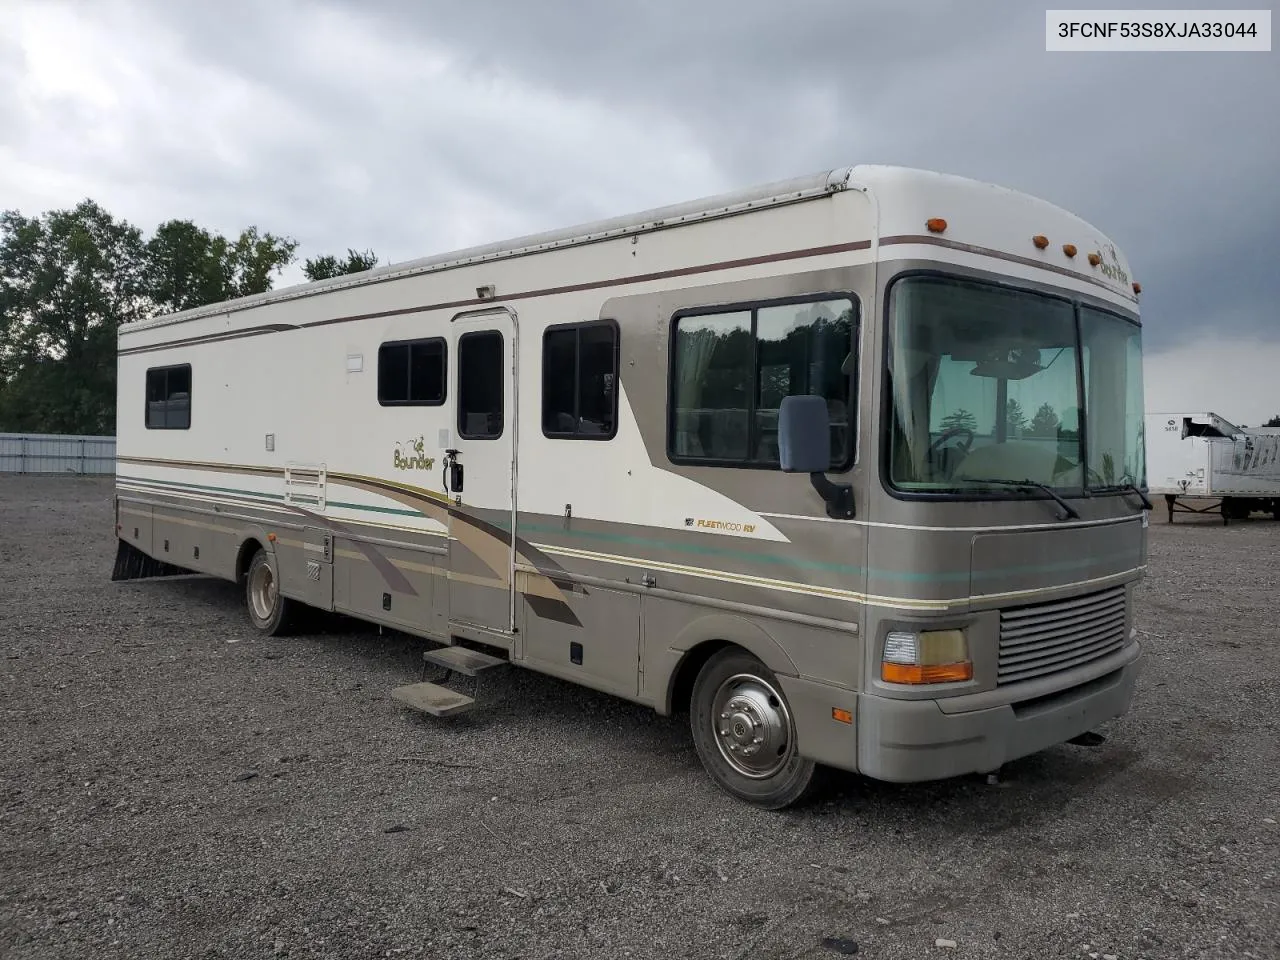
[[778, 395, 854, 519], [779, 395, 831, 473]]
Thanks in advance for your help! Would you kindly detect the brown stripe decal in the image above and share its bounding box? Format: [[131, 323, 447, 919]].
[[118, 240, 872, 356], [879, 234, 1138, 302], [117, 456, 582, 626]]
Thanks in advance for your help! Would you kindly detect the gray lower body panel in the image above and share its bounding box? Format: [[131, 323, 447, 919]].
[[854, 642, 1143, 782]]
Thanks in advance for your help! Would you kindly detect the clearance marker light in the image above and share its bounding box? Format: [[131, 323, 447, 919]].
[[1032, 235, 1049, 249], [1133, 282, 1142, 295], [925, 218, 947, 233], [1062, 243, 1078, 258], [1088, 252, 1102, 266]]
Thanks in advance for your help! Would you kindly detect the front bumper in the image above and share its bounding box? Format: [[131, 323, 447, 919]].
[[854, 640, 1143, 782]]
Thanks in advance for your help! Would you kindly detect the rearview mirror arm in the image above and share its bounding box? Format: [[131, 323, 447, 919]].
[[810, 472, 855, 519]]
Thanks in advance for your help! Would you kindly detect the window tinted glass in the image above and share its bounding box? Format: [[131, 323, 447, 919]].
[[145, 365, 192, 430], [408, 340, 445, 404], [458, 331, 504, 439], [378, 339, 445, 406], [542, 323, 618, 439], [671, 298, 854, 467], [542, 328, 577, 435], [577, 324, 616, 437], [378, 343, 409, 403]]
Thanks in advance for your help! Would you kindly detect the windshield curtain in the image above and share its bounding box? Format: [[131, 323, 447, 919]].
[[886, 275, 1143, 496]]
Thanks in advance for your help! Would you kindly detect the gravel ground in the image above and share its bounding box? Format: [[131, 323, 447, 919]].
[[1, 475, 1276, 960]]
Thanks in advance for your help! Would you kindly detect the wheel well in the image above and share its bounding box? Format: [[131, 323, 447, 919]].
[[236, 538, 264, 583], [667, 640, 732, 716]]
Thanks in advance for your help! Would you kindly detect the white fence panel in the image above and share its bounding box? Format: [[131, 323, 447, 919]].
[[0, 433, 117, 475]]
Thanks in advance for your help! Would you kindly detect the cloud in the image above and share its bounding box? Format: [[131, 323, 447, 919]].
[[1145, 337, 1280, 427]]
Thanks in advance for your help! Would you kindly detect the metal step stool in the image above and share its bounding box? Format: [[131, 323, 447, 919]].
[[390, 643, 509, 718]]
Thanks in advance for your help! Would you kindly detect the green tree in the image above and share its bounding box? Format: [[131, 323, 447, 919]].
[[1264, 414, 1280, 428], [145, 220, 297, 313], [1028, 402, 1060, 437], [1005, 397, 1027, 434], [0, 200, 147, 433], [940, 408, 978, 433], [303, 248, 378, 282]]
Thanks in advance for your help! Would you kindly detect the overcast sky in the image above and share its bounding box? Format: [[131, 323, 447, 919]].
[[3, 0, 1278, 421]]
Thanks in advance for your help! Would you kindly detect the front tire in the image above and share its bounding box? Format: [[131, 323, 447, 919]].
[[689, 648, 819, 809], [245, 548, 295, 636]]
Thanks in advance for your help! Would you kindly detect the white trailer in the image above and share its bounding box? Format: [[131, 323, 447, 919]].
[[1145, 412, 1280, 522]]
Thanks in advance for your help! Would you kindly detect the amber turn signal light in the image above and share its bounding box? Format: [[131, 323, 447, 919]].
[[926, 218, 947, 233], [1032, 235, 1049, 249], [831, 707, 853, 725], [881, 662, 974, 684]]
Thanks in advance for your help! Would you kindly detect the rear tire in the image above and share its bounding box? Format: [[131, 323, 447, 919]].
[[245, 548, 295, 636], [689, 648, 819, 810]]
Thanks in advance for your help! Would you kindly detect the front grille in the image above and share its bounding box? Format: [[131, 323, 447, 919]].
[[998, 585, 1127, 685]]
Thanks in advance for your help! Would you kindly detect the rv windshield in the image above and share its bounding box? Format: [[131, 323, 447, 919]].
[[886, 275, 1144, 497]]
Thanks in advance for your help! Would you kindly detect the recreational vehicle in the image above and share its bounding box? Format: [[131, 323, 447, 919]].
[[1146, 411, 1280, 522], [112, 165, 1148, 808]]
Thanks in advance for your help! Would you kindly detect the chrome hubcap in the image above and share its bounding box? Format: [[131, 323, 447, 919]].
[[250, 563, 277, 621], [711, 673, 794, 779]]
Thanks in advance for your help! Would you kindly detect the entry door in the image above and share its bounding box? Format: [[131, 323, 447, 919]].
[[445, 309, 517, 634]]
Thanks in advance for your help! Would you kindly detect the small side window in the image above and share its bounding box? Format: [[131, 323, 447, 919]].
[[378, 338, 446, 406], [458, 330, 504, 439], [542, 322, 618, 440], [145, 364, 192, 429]]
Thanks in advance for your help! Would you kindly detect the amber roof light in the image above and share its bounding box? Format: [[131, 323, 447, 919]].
[[1032, 235, 1049, 249], [926, 218, 947, 233], [1133, 282, 1142, 294], [1088, 252, 1102, 266], [1062, 243, 1077, 258]]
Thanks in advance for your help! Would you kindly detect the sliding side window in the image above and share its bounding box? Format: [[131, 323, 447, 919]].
[[542, 321, 619, 440], [378, 338, 446, 406], [669, 296, 856, 468], [145, 364, 192, 429]]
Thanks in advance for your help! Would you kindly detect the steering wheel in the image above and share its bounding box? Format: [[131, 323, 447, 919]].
[[929, 425, 974, 458]]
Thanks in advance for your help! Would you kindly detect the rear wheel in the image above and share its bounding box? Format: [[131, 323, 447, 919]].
[[245, 548, 295, 636], [689, 648, 819, 809]]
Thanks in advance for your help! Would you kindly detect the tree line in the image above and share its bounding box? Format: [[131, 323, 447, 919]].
[[0, 198, 378, 435]]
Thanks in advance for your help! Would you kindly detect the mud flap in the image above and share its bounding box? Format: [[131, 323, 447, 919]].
[[111, 538, 191, 582]]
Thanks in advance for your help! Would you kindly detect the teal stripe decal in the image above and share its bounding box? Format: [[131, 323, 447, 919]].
[[118, 475, 1140, 586], [519, 522, 1140, 583]]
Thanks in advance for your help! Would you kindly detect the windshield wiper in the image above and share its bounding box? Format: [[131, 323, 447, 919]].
[[956, 477, 1081, 520], [1095, 481, 1153, 511]]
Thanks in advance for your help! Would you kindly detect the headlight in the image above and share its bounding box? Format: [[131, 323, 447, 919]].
[[881, 629, 972, 684]]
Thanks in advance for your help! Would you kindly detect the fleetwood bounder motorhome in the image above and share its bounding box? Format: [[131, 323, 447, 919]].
[[112, 165, 1149, 808]]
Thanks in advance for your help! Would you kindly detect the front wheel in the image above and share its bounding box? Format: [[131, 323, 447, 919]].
[[245, 548, 295, 636], [689, 648, 819, 809]]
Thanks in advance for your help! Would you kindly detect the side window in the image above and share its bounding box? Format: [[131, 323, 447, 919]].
[[378, 338, 446, 405], [145, 364, 192, 429], [458, 330, 504, 439], [542, 321, 618, 440], [669, 296, 856, 468]]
